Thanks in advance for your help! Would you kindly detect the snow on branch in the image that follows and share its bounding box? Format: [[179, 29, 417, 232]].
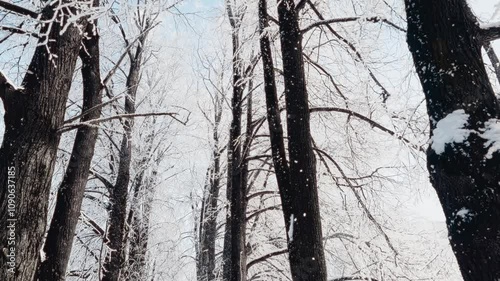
[[0, 70, 23, 103], [480, 22, 500, 42], [0, 0, 39, 19], [301, 16, 406, 34], [58, 112, 190, 133]]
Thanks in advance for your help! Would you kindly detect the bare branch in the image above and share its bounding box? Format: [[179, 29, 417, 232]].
[[301, 16, 405, 34], [89, 170, 114, 191], [246, 191, 277, 201], [329, 276, 379, 281], [80, 212, 107, 240], [63, 95, 123, 124], [306, 0, 391, 102], [313, 145, 399, 256], [0, 25, 39, 38], [58, 112, 186, 133], [246, 249, 288, 270], [310, 107, 425, 153], [0, 1, 38, 19], [246, 205, 281, 221]]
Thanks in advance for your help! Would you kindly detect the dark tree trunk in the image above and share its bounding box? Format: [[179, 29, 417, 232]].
[[125, 126, 158, 281], [223, 5, 247, 281], [405, 0, 500, 280], [198, 153, 222, 281], [126, 168, 156, 281], [36, 11, 102, 281], [198, 99, 223, 281], [102, 31, 148, 281], [258, 0, 291, 220], [0, 3, 83, 280], [258, 0, 328, 279]]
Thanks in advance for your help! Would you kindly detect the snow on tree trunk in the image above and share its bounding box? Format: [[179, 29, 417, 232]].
[[405, 0, 500, 279]]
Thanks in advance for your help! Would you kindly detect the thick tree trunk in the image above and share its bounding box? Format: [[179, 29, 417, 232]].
[[36, 14, 102, 281], [274, 0, 328, 279], [0, 3, 83, 280], [405, 0, 500, 280]]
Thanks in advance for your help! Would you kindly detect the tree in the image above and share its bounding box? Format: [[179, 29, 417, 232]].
[[196, 67, 225, 281], [101, 16, 154, 281], [0, 1, 85, 279], [36, 2, 103, 280], [405, 0, 500, 280], [257, 0, 328, 279]]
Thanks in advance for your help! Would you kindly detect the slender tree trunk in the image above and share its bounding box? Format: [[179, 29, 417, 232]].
[[102, 33, 147, 281], [198, 154, 222, 281], [126, 169, 156, 281], [198, 104, 223, 281], [36, 11, 102, 281], [405, 0, 500, 280], [223, 5, 247, 280], [0, 3, 83, 280], [258, 0, 328, 279], [125, 126, 158, 281]]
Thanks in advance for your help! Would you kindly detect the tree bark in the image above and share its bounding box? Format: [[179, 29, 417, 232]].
[[102, 29, 148, 281], [126, 168, 156, 281], [263, 0, 328, 279], [0, 3, 83, 280], [198, 96, 223, 281], [405, 0, 500, 280], [36, 10, 102, 281], [223, 4, 247, 281]]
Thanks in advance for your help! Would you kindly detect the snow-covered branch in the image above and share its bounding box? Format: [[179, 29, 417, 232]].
[[480, 22, 500, 42], [301, 16, 406, 34], [58, 112, 187, 133]]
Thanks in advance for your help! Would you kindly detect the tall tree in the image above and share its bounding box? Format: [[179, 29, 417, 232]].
[[222, 2, 247, 280], [405, 0, 500, 280], [197, 87, 224, 281], [257, 0, 328, 279], [36, 3, 103, 280], [101, 22, 151, 281], [0, 1, 84, 280]]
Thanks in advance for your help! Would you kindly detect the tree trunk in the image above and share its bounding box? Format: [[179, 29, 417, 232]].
[[405, 0, 500, 280], [126, 169, 156, 281], [223, 5, 247, 280], [0, 3, 83, 280], [125, 125, 158, 281], [273, 0, 328, 279], [102, 33, 147, 281], [198, 101, 223, 281], [198, 153, 222, 281], [36, 12, 102, 281]]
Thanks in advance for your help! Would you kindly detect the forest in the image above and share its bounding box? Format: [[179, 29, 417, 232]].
[[1, 0, 500, 280]]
